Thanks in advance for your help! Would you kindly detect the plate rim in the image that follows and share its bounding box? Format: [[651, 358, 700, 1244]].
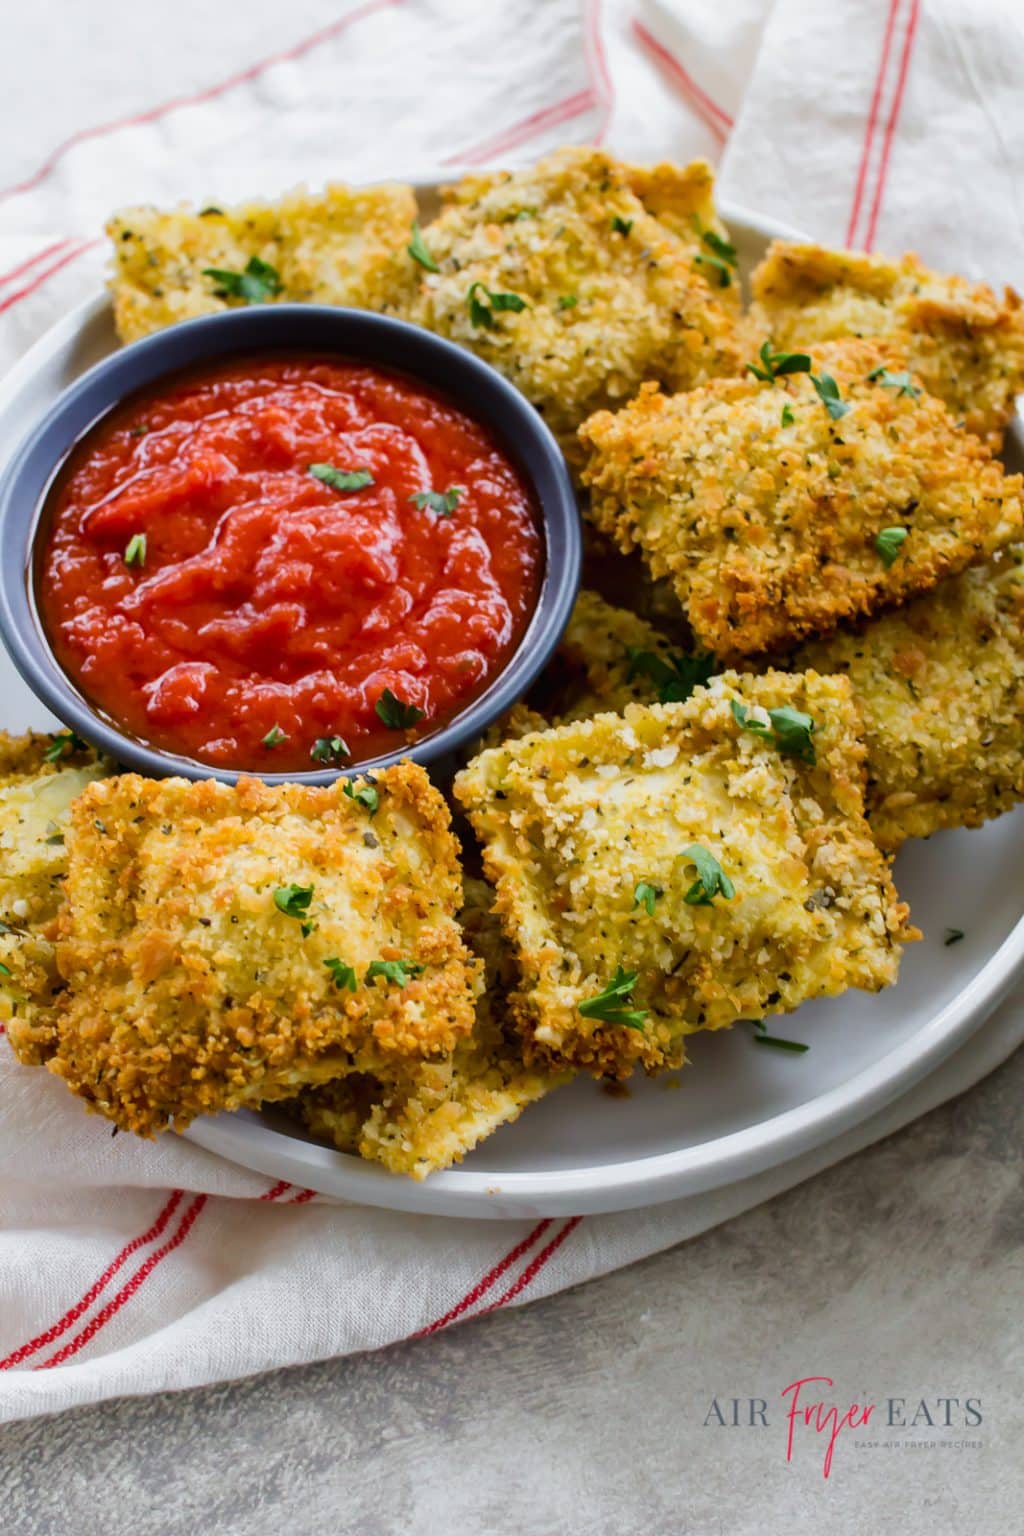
[[4, 200, 1022, 1218]]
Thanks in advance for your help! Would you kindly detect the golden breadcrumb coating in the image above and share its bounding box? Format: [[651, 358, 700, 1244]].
[[387, 147, 744, 451], [793, 551, 1024, 848], [296, 879, 568, 1178], [455, 674, 913, 1080], [38, 767, 480, 1136], [621, 158, 740, 301], [107, 181, 416, 342], [579, 338, 1023, 660], [749, 241, 1024, 448]]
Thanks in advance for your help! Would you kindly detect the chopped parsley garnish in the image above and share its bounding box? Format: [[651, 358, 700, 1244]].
[[129, 423, 149, 437], [694, 229, 738, 288], [407, 221, 439, 273], [611, 216, 633, 236], [867, 365, 921, 399], [324, 958, 358, 992], [749, 1019, 809, 1053], [557, 294, 579, 311], [309, 463, 374, 492], [467, 281, 528, 328], [43, 730, 86, 763], [730, 698, 817, 765], [273, 883, 314, 932], [343, 778, 380, 816], [365, 959, 426, 988], [626, 646, 715, 705], [875, 526, 909, 568], [262, 725, 287, 749], [781, 404, 795, 426], [811, 371, 851, 420], [680, 844, 735, 906], [375, 688, 425, 730], [410, 486, 463, 517], [310, 735, 350, 764], [578, 966, 648, 1030], [202, 255, 282, 304], [199, 206, 223, 217], [747, 341, 812, 384], [0, 962, 11, 978], [944, 927, 965, 947], [124, 533, 147, 567], [633, 880, 662, 917]]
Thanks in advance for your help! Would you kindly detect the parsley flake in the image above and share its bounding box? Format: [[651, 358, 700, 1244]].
[[375, 688, 425, 730], [0, 962, 11, 978], [202, 255, 282, 304], [811, 371, 851, 420], [365, 959, 425, 988], [611, 216, 633, 236], [324, 958, 358, 992], [43, 730, 86, 764], [310, 736, 350, 765], [626, 647, 715, 705], [467, 281, 528, 328], [309, 464, 374, 492], [557, 294, 579, 311], [731, 698, 817, 765], [343, 779, 380, 816], [633, 880, 662, 917], [410, 486, 464, 517], [867, 366, 921, 399], [875, 526, 909, 568], [680, 844, 735, 906], [944, 927, 965, 947], [124, 533, 147, 567], [746, 341, 813, 384], [694, 229, 738, 288], [262, 725, 287, 749], [578, 966, 648, 1030], [407, 220, 439, 273], [749, 1019, 809, 1053], [273, 883, 314, 925], [781, 404, 795, 427]]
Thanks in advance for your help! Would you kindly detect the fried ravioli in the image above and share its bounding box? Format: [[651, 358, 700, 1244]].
[[393, 147, 744, 451], [749, 242, 1024, 448], [794, 552, 1024, 849], [107, 181, 416, 342], [0, 733, 109, 1065], [296, 879, 568, 1178], [455, 674, 912, 1080], [580, 339, 1024, 660], [39, 767, 480, 1136]]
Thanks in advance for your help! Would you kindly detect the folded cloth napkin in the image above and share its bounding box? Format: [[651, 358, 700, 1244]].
[[1, 0, 1022, 1423]]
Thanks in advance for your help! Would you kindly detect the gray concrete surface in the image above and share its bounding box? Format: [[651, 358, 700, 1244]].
[[1, 1047, 1021, 1536]]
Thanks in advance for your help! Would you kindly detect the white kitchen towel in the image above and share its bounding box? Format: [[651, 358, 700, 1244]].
[[1, 0, 1022, 1422]]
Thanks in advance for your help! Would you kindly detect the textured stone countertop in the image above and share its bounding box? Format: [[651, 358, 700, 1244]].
[[1, 1047, 1021, 1536]]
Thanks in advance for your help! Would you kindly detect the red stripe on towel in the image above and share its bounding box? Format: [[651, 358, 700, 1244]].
[[483, 1216, 583, 1314], [632, 21, 732, 144], [862, 0, 921, 252], [845, 0, 902, 246], [413, 1219, 553, 1337], [0, 239, 99, 317]]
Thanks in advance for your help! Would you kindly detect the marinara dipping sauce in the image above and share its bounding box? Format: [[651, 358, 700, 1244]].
[[39, 357, 543, 773]]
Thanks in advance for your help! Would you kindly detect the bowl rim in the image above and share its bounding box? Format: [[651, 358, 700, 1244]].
[[0, 303, 580, 783]]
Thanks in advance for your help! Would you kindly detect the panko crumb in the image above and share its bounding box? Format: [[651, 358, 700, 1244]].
[[579, 338, 1023, 660], [107, 181, 416, 342], [38, 766, 480, 1136], [295, 879, 569, 1179], [387, 146, 745, 453], [455, 675, 914, 1081], [750, 241, 1024, 448]]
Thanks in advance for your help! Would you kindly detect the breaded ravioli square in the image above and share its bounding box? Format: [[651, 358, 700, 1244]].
[[580, 338, 1023, 660], [392, 147, 744, 450], [0, 733, 110, 1065], [794, 551, 1024, 849], [296, 880, 568, 1178], [749, 242, 1024, 448], [107, 181, 416, 342], [455, 673, 913, 1080], [42, 767, 480, 1136]]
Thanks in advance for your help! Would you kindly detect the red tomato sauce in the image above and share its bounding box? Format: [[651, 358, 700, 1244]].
[[39, 357, 544, 772]]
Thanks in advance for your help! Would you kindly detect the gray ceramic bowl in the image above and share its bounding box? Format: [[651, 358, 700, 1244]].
[[0, 305, 580, 783]]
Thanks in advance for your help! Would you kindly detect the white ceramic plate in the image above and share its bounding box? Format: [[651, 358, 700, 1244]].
[[3, 202, 1022, 1219]]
